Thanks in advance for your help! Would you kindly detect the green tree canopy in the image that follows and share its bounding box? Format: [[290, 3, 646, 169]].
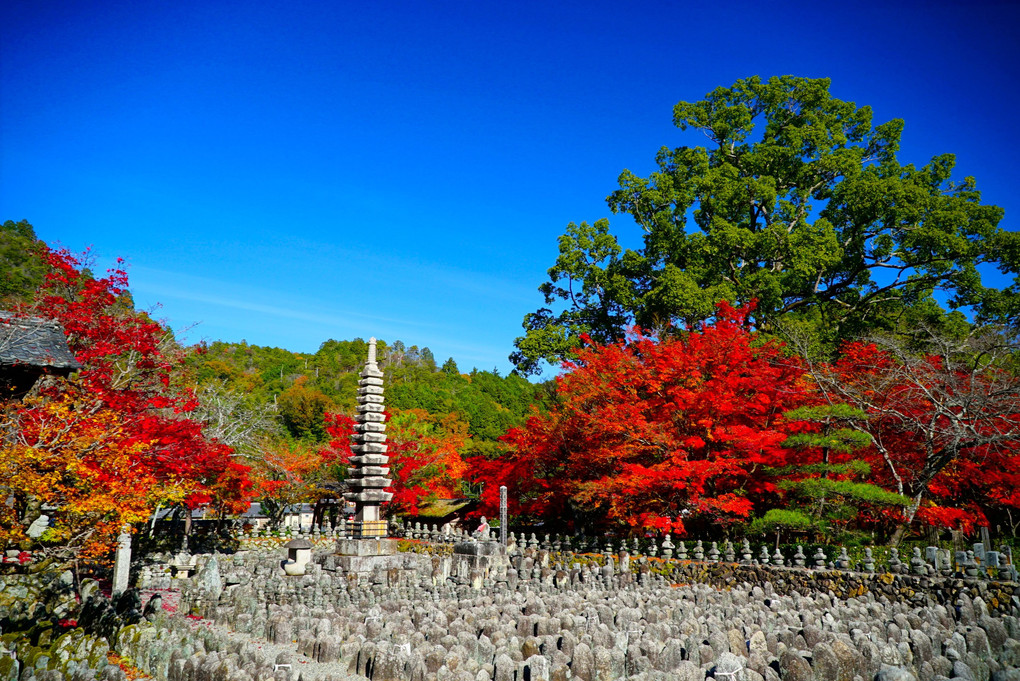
[[1, 220, 49, 305], [512, 76, 1017, 374], [277, 376, 336, 441]]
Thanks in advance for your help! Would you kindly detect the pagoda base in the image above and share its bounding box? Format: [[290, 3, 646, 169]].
[[337, 537, 398, 556], [338, 519, 388, 539], [335, 537, 405, 573]]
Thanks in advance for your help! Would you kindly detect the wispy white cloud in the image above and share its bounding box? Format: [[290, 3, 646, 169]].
[[130, 265, 440, 329], [127, 264, 519, 363]]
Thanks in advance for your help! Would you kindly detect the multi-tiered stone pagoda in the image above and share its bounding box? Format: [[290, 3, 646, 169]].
[[344, 337, 393, 538]]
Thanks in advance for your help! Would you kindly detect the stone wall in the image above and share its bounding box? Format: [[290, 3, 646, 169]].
[[394, 537, 1020, 618]]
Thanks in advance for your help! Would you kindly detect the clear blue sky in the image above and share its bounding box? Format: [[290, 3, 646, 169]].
[[2, 0, 1017, 375]]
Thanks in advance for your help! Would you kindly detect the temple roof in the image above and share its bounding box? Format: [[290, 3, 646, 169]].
[[0, 311, 82, 371]]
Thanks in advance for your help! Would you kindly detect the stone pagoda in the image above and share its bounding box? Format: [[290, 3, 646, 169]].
[[344, 337, 393, 538]]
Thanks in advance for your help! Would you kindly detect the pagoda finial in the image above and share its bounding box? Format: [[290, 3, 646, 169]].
[[367, 337, 377, 364]]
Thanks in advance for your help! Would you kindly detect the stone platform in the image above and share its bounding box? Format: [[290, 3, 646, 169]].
[[334, 537, 408, 573], [453, 538, 506, 570], [336, 537, 398, 556]]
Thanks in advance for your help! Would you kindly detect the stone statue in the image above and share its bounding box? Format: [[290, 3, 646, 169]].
[[476, 516, 491, 540]]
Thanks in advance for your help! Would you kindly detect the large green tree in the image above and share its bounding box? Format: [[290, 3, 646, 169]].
[[512, 76, 1017, 374]]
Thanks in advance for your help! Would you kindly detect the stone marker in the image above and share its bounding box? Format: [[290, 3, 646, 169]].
[[889, 548, 902, 573], [964, 550, 979, 577], [499, 485, 508, 546], [985, 551, 1000, 579], [836, 547, 851, 570], [955, 550, 968, 575], [283, 538, 313, 576], [112, 528, 131, 596], [937, 548, 952, 576], [813, 547, 827, 569], [999, 544, 1016, 581], [910, 548, 927, 575]]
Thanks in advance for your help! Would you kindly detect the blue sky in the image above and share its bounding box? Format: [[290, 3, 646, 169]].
[[2, 0, 1018, 376]]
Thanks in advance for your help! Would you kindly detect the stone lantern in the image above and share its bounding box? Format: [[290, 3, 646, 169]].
[[283, 538, 313, 575]]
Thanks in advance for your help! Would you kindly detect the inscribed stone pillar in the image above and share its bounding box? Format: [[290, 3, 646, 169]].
[[112, 529, 131, 596], [499, 485, 508, 546]]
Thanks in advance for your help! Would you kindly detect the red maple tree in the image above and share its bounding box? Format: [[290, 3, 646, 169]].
[[1, 249, 252, 559], [385, 409, 469, 515], [472, 302, 814, 535], [816, 331, 1020, 537]]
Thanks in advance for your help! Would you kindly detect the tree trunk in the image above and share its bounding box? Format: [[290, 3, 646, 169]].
[[148, 503, 162, 538], [889, 491, 923, 547], [889, 523, 907, 547]]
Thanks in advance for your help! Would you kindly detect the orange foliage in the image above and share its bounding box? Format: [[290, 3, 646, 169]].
[[0, 390, 188, 559], [1, 248, 253, 560]]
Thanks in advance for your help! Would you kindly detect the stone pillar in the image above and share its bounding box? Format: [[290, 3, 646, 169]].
[[499, 485, 508, 546], [112, 528, 131, 596], [344, 338, 393, 538]]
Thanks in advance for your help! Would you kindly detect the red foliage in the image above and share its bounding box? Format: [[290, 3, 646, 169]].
[[471, 302, 813, 534], [915, 505, 981, 533], [385, 410, 469, 515], [320, 412, 355, 466], [829, 338, 1020, 530], [4, 248, 253, 555]]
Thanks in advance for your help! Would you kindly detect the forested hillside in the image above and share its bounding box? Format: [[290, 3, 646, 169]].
[[187, 336, 550, 456], [1, 220, 49, 307], [180, 336, 551, 518]]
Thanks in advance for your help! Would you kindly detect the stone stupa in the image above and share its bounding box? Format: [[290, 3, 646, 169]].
[[336, 337, 402, 569], [344, 337, 392, 537]]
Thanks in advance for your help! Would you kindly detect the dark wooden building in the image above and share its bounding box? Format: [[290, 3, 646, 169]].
[[0, 311, 81, 400]]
